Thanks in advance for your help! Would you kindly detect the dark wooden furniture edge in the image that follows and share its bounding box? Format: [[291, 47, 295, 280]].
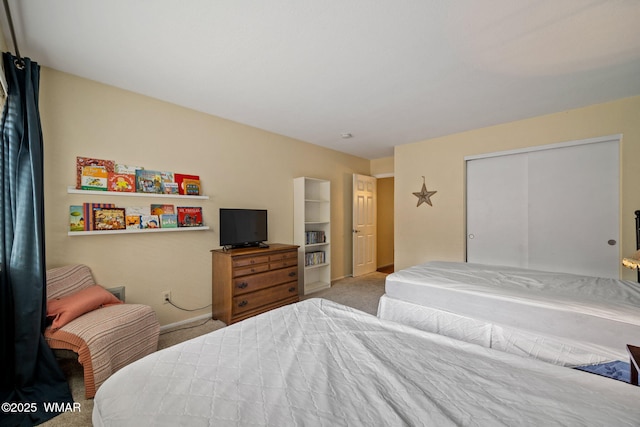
[[627, 344, 640, 385]]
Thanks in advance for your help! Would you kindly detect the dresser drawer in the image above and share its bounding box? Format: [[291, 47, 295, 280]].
[[232, 255, 269, 269], [232, 281, 299, 316], [269, 250, 297, 263], [234, 263, 270, 277], [233, 266, 298, 295], [269, 250, 298, 270]]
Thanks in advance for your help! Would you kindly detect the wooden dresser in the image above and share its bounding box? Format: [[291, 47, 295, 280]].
[[211, 243, 299, 324]]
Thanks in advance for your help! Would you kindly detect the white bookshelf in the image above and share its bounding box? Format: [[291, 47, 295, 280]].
[[293, 177, 331, 295]]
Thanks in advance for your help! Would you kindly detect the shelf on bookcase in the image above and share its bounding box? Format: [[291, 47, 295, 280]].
[[67, 186, 209, 199], [304, 262, 330, 270], [68, 226, 210, 236]]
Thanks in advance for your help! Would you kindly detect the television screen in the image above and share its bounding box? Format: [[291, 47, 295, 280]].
[[219, 208, 268, 248]]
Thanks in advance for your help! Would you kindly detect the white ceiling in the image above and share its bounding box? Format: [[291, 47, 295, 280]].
[[2, 1, 639, 159]]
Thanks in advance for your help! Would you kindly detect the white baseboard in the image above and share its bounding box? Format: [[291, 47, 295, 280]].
[[159, 312, 213, 332]]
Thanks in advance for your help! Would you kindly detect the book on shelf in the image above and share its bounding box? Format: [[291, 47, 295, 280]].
[[125, 206, 151, 216], [160, 214, 178, 228], [69, 206, 85, 232], [181, 178, 201, 196], [76, 157, 114, 189], [93, 208, 126, 231], [305, 230, 326, 244], [83, 203, 115, 231], [125, 215, 141, 230], [114, 164, 143, 174], [150, 204, 175, 216], [135, 170, 163, 193], [160, 171, 174, 184], [177, 207, 203, 227], [162, 182, 179, 195], [174, 174, 200, 195], [140, 215, 160, 229], [107, 173, 135, 192], [124, 206, 150, 230], [305, 251, 326, 267], [80, 166, 108, 191]]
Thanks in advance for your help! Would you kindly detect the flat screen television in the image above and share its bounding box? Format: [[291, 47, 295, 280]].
[[219, 208, 268, 249]]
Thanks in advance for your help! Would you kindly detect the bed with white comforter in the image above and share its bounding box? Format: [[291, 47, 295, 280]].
[[378, 261, 640, 363], [93, 298, 640, 426]]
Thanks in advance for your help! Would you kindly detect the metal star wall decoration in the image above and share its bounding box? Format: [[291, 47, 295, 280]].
[[413, 176, 437, 207]]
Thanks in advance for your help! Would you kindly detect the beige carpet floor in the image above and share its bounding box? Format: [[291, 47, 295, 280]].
[[41, 271, 388, 426]]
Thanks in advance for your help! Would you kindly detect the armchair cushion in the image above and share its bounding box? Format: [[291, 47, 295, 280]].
[[47, 285, 123, 330]]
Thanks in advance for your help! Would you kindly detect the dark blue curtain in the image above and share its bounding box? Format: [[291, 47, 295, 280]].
[[0, 53, 72, 426]]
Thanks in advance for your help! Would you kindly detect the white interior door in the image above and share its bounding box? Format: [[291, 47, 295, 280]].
[[353, 174, 377, 277], [466, 137, 620, 278]]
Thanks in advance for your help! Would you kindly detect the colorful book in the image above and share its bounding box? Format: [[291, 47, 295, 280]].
[[108, 173, 135, 192], [162, 182, 179, 195], [140, 215, 160, 229], [174, 174, 200, 195], [81, 166, 108, 191], [83, 203, 115, 231], [135, 170, 163, 193], [69, 206, 85, 232], [125, 206, 151, 216], [150, 204, 175, 216], [125, 215, 141, 230], [160, 171, 174, 184], [160, 214, 178, 228], [93, 208, 126, 231], [114, 164, 143, 174], [76, 157, 114, 189], [182, 178, 201, 195], [177, 207, 203, 227], [124, 206, 150, 230]]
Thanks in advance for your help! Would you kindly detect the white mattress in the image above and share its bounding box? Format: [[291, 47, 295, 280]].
[[381, 261, 640, 360], [93, 298, 640, 427]]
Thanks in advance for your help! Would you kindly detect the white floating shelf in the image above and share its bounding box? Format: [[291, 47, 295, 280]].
[[68, 226, 210, 236], [67, 186, 209, 199]]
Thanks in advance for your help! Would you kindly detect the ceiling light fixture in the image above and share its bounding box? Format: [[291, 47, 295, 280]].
[[340, 133, 353, 139]]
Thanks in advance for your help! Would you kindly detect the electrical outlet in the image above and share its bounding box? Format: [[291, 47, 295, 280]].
[[162, 290, 171, 304]]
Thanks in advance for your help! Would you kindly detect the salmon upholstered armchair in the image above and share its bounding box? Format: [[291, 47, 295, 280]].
[[44, 264, 160, 398]]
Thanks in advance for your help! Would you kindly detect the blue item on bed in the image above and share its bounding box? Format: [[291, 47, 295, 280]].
[[575, 360, 630, 383]]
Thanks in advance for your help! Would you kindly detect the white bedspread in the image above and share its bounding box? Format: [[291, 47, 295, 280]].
[[388, 261, 640, 319], [94, 299, 640, 427], [383, 261, 640, 360]]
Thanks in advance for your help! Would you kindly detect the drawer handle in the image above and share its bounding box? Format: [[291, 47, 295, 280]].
[[289, 271, 296, 277], [238, 282, 248, 289], [288, 287, 296, 293], [238, 300, 248, 307], [250, 260, 255, 264]]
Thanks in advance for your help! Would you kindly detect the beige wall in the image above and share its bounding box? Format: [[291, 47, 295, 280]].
[[370, 156, 394, 176], [40, 68, 370, 326], [395, 96, 640, 281]]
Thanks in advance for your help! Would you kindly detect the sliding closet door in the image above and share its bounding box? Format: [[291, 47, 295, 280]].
[[466, 137, 620, 278], [526, 140, 619, 277], [466, 153, 529, 267]]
